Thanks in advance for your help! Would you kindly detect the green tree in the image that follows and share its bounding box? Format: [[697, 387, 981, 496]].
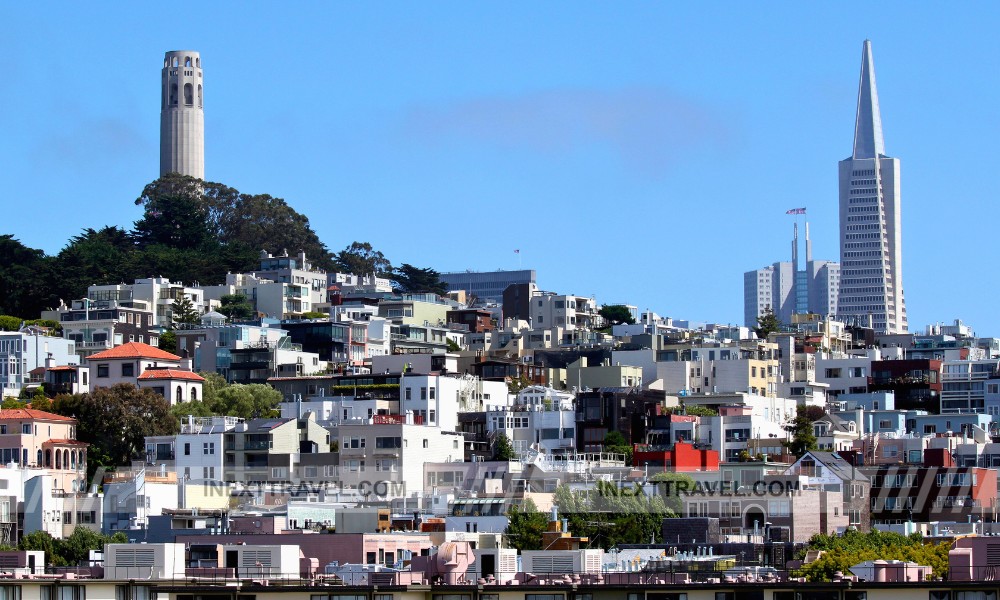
[[218, 294, 253, 320], [679, 404, 718, 417], [333, 241, 393, 277], [199, 372, 229, 407], [171, 295, 201, 327], [795, 530, 948, 582], [784, 406, 818, 458], [393, 263, 447, 295], [753, 307, 781, 339], [209, 383, 281, 420], [0, 235, 55, 319], [446, 338, 462, 352], [158, 330, 177, 353], [505, 498, 549, 551], [599, 304, 636, 326], [51, 384, 178, 477], [649, 471, 696, 515], [18, 531, 59, 565], [170, 400, 215, 423], [19, 528, 127, 567], [300, 311, 327, 320], [134, 174, 334, 271], [0, 316, 23, 332], [604, 430, 634, 464], [493, 432, 515, 461], [48, 227, 139, 305]]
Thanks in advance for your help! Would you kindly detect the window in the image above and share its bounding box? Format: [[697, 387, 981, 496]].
[[420, 387, 427, 400], [183, 443, 190, 456], [203, 442, 215, 455], [41, 586, 85, 600], [429, 410, 436, 424], [0, 588, 21, 600], [97, 364, 109, 378], [115, 586, 152, 600], [121, 363, 134, 377], [423, 439, 429, 448], [21, 424, 31, 435], [526, 596, 565, 600]]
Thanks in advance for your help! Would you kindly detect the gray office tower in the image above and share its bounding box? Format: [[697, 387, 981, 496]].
[[439, 270, 536, 304], [837, 40, 907, 334], [744, 223, 839, 327]]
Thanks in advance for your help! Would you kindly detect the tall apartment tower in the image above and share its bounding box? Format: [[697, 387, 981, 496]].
[[160, 51, 204, 179], [837, 40, 907, 334]]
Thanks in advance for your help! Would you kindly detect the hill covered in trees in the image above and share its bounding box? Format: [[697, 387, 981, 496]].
[[0, 173, 449, 320]]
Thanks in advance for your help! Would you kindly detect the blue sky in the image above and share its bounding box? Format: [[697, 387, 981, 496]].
[[2, 3, 999, 335]]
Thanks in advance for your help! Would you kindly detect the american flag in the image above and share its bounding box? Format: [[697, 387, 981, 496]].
[[514, 249, 520, 254], [786, 207, 806, 215]]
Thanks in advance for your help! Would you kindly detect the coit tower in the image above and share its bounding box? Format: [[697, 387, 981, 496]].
[[160, 50, 204, 179]]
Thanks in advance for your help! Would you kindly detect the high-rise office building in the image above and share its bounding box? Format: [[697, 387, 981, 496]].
[[160, 51, 205, 179], [837, 40, 907, 334], [744, 223, 839, 327]]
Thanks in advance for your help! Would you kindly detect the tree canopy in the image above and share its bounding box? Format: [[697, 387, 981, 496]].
[[51, 384, 178, 477], [393, 263, 447, 295], [599, 304, 636, 326], [333, 241, 393, 277], [754, 307, 781, 339], [794, 530, 948, 582], [784, 406, 819, 458], [19, 528, 127, 567]]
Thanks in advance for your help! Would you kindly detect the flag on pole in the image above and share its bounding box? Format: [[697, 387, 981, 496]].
[[514, 249, 520, 254], [785, 207, 806, 215]]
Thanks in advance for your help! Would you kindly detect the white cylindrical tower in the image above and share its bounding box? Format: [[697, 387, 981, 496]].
[[160, 50, 204, 179]]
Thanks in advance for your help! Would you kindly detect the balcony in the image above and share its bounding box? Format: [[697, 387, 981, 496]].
[[243, 440, 272, 451]]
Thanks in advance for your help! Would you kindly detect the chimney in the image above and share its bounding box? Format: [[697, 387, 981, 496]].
[[44, 353, 55, 369]]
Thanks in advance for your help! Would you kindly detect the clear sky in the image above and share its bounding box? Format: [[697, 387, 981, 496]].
[[2, 3, 999, 335]]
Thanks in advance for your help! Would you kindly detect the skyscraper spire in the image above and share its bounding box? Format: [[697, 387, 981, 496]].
[[852, 39, 885, 160], [839, 40, 907, 335]]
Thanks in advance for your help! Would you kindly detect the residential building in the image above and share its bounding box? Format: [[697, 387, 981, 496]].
[[200, 272, 313, 319], [869, 358, 942, 412], [0, 330, 79, 398], [145, 415, 244, 484], [87, 278, 206, 329], [333, 422, 464, 496], [837, 40, 907, 334], [940, 359, 998, 414], [137, 368, 205, 405], [85, 342, 184, 389], [0, 408, 87, 493], [254, 250, 329, 307], [530, 293, 599, 332], [49, 297, 158, 358]]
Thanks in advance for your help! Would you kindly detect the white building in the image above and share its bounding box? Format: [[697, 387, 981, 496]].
[[200, 272, 313, 319], [333, 422, 464, 497], [530, 294, 599, 331], [837, 40, 907, 334], [486, 386, 576, 456], [89, 278, 207, 328], [0, 330, 79, 398], [84, 342, 184, 389]]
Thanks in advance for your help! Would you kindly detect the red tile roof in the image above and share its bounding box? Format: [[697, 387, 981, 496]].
[[137, 369, 204, 382], [43, 439, 89, 446], [87, 342, 181, 362], [46, 366, 79, 372], [0, 409, 74, 422]]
